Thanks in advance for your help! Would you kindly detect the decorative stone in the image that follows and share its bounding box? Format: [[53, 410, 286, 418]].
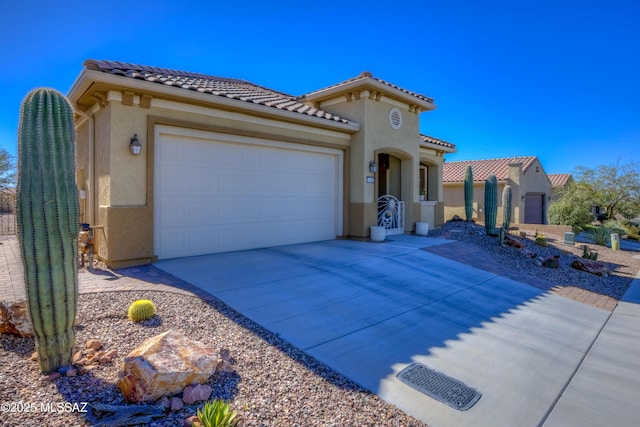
[[571, 259, 610, 277], [117, 330, 225, 403], [182, 383, 212, 405], [66, 368, 77, 377], [157, 396, 171, 409], [171, 396, 184, 411], [31, 351, 38, 361], [86, 339, 103, 350], [184, 415, 202, 427], [0, 300, 34, 337], [44, 372, 61, 381], [99, 349, 118, 364]]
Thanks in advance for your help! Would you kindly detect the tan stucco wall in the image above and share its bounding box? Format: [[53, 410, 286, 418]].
[[320, 92, 444, 235]]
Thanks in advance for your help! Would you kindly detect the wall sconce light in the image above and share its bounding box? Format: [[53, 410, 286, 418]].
[[521, 195, 526, 201], [369, 161, 377, 173], [130, 134, 142, 155], [536, 166, 539, 173]]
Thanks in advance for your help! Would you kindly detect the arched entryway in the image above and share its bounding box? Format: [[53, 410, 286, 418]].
[[376, 152, 405, 235]]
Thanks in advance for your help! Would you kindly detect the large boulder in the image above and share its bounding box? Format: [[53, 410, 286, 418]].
[[117, 330, 230, 403], [0, 300, 34, 337]]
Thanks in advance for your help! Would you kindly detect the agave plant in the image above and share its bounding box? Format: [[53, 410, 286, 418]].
[[197, 400, 241, 427]]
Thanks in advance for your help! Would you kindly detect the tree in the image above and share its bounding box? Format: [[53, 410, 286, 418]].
[[573, 161, 640, 220], [547, 181, 593, 234], [0, 147, 15, 189]]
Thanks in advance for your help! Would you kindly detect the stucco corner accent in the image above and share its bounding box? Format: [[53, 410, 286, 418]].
[[140, 94, 153, 109], [122, 91, 135, 106]]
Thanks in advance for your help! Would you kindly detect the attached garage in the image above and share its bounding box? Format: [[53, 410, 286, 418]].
[[154, 126, 344, 259]]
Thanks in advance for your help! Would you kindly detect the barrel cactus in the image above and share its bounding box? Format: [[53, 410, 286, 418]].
[[484, 174, 498, 235], [464, 165, 474, 222], [17, 88, 80, 373], [502, 184, 513, 229], [128, 299, 156, 322]]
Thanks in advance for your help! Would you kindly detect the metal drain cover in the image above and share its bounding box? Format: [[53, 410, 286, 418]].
[[397, 363, 481, 411]]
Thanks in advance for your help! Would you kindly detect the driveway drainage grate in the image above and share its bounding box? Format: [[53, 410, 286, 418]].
[[397, 363, 481, 411]]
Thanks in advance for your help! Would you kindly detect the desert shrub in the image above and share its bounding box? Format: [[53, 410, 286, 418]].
[[589, 226, 612, 246]]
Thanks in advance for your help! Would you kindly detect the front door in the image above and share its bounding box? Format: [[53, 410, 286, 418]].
[[377, 153, 404, 235]]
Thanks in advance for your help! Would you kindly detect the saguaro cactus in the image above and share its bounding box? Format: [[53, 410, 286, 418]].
[[464, 165, 473, 222], [484, 174, 498, 235], [17, 88, 79, 373], [502, 184, 513, 229]]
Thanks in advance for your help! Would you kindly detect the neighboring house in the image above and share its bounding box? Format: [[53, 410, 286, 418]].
[[68, 60, 456, 267], [547, 173, 574, 201], [443, 156, 551, 225]]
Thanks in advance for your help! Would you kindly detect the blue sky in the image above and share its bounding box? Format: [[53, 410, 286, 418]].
[[1, 1, 638, 175]]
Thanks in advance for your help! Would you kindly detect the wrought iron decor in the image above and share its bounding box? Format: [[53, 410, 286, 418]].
[[377, 195, 404, 235]]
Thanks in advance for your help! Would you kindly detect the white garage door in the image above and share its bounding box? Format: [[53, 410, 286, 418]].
[[154, 126, 343, 259]]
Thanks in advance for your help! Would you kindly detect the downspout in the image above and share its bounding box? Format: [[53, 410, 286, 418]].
[[73, 108, 95, 226]]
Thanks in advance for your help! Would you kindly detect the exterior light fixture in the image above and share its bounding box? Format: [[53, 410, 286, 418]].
[[130, 134, 142, 155], [369, 161, 377, 173]]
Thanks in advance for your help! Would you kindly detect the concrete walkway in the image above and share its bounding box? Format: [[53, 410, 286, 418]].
[[2, 234, 640, 426]]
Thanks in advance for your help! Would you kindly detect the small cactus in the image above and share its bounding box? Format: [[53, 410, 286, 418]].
[[502, 185, 512, 229], [484, 174, 498, 235], [535, 235, 548, 247], [128, 300, 156, 322], [464, 165, 474, 222]]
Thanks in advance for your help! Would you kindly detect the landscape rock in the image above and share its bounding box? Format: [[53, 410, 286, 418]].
[[171, 396, 184, 411], [0, 300, 34, 337], [157, 396, 171, 409], [182, 383, 212, 405], [86, 339, 103, 350], [117, 330, 225, 403], [184, 415, 202, 427], [571, 259, 610, 277]]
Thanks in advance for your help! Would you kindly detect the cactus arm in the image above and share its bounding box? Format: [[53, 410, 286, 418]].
[[17, 88, 79, 373], [484, 174, 498, 235], [464, 165, 474, 222], [502, 185, 512, 229]]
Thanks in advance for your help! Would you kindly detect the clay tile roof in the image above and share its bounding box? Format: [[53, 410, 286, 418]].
[[83, 59, 351, 124], [419, 134, 456, 150], [548, 173, 572, 187], [443, 156, 538, 183], [303, 71, 435, 105]]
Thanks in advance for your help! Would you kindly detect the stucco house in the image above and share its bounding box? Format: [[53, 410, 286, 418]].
[[68, 60, 456, 267], [442, 156, 551, 225]]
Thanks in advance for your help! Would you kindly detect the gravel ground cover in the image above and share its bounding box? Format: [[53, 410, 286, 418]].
[[1, 291, 427, 427], [2, 225, 639, 426], [429, 220, 640, 300]]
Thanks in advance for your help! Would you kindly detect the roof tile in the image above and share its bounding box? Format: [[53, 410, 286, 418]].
[[548, 173, 572, 187], [304, 71, 434, 105], [83, 59, 351, 124], [443, 156, 538, 183], [419, 134, 455, 150]]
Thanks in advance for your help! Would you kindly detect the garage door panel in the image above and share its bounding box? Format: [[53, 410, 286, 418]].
[[155, 128, 342, 259]]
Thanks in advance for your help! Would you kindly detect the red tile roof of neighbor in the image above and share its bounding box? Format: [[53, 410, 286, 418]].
[[443, 156, 538, 183], [548, 173, 572, 187], [419, 134, 456, 150], [83, 59, 351, 124]]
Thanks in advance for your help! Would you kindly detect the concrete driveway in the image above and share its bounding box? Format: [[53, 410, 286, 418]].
[[155, 235, 631, 427]]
